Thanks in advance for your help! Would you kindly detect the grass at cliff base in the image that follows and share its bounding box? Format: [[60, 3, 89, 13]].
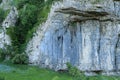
[[0, 63, 73, 80], [0, 63, 120, 80]]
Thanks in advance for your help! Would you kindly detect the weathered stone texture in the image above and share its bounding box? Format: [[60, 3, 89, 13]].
[[26, 0, 120, 75], [0, 7, 18, 48]]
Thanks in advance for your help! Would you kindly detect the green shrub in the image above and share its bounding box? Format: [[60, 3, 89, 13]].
[[0, 45, 16, 61], [66, 62, 80, 77], [0, 48, 6, 61], [0, 8, 6, 25], [6, 27, 18, 47], [66, 62, 86, 80], [0, 8, 10, 25], [9, 0, 56, 53], [5, 0, 59, 64], [16, 4, 38, 44], [16, 0, 44, 9], [12, 53, 28, 64], [0, 77, 5, 80], [0, 0, 2, 4]]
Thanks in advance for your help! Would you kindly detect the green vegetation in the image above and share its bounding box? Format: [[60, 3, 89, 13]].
[[0, 0, 61, 64], [0, 77, 4, 80], [0, 63, 73, 80], [4, 0, 59, 64], [69, 21, 76, 27], [14, 0, 58, 45], [0, 48, 6, 61], [0, 0, 62, 64], [66, 62, 120, 80], [0, 8, 6, 25], [0, 45, 14, 61], [66, 62, 82, 77], [11, 53, 28, 64], [0, 0, 1, 3], [66, 62, 86, 80], [1, 0, 120, 80], [0, 63, 120, 80]]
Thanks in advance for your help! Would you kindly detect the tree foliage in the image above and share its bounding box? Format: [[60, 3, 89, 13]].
[[0, 8, 6, 25], [16, 4, 38, 44], [5, 0, 59, 64], [12, 53, 28, 64]]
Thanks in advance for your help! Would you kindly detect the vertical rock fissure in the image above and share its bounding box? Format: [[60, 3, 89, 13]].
[[78, 22, 82, 66], [51, 35, 54, 67], [61, 35, 63, 67], [98, 21, 102, 70], [114, 1, 116, 15], [115, 34, 120, 71]]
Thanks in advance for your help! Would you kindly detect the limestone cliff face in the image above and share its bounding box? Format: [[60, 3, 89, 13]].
[[26, 0, 120, 75], [0, 0, 13, 10], [0, 0, 18, 48]]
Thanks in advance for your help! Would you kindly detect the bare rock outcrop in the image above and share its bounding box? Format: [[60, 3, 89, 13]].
[[0, 7, 18, 48], [26, 0, 120, 75]]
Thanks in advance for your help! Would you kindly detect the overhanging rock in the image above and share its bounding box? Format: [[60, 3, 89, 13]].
[[55, 6, 120, 22], [114, 0, 120, 1], [26, 0, 120, 76], [56, 7, 108, 17]]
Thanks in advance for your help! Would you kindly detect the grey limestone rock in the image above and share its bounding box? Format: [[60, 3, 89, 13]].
[[0, 7, 18, 48], [0, 0, 13, 10], [26, 0, 120, 75]]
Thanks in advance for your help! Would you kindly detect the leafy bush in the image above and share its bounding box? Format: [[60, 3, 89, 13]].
[[5, 0, 60, 64], [8, 0, 56, 52], [0, 8, 10, 25], [0, 45, 16, 62], [12, 53, 28, 64], [0, 77, 5, 80], [6, 27, 18, 47], [0, 45, 12, 61], [16, 0, 44, 9], [0, 8, 6, 25], [0, 48, 6, 61], [66, 62, 81, 77], [17, 4, 38, 43], [66, 62, 86, 80], [0, 0, 2, 4], [66, 63, 114, 80], [0, 44, 28, 64]]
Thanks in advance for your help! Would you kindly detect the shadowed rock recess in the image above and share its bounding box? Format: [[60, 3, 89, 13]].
[[26, 0, 120, 75]]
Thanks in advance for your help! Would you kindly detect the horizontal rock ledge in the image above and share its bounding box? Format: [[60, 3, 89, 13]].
[[70, 15, 120, 22], [113, 0, 120, 1], [55, 7, 110, 17], [55, 7, 120, 22]]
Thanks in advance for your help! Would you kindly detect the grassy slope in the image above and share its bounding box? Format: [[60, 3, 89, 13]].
[[0, 63, 73, 80], [0, 63, 120, 80]]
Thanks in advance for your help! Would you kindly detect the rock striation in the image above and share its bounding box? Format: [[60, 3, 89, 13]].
[[26, 0, 120, 75]]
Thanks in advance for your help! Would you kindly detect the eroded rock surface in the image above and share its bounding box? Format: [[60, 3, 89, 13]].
[[0, 7, 18, 48], [26, 0, 120, 75], [0, 0, 13, 10]]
